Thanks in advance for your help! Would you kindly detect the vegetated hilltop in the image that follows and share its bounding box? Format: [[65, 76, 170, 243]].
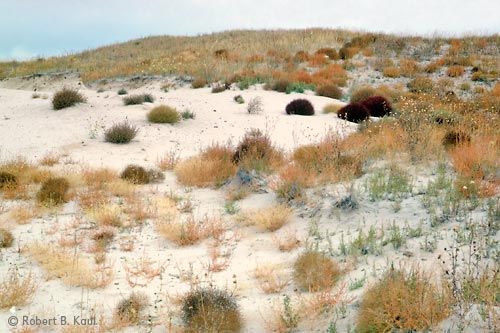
[[0, 29, 498, 86]]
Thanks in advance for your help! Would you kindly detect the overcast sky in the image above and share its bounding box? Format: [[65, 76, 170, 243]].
[[1, 0, 499, 60]]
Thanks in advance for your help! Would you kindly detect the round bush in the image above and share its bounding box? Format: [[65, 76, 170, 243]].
[[115, 293, 148, 324], [147, 105, 181, 124], [271, 79, 290, 93], [285, 99, 315, 116], [120, 165, 150, 184], [315, 48, 339, 60], [350, 86, 376, 103], [361, 96, 392, 117], [52, 88, 86, 110], [337, 103, 370, 123], [182, 288, 242, 332], [0, 171, 17, 189], [0, 228, 13, 248], [293, 251, 340, 292], [105, 121, 138, 144], [316, 84, 342, 99], [37, 177, 70, 206]]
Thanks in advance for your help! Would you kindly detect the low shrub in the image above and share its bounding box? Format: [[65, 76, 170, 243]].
[[117, 88, 128, 95], [337, 103, 370, 123], [271, 79, 290, 93], [316, 84, 342, 99], [214, 49, 229, 59], [115, 292, 148, 325], [247, 97, 263, 114], [315, 48, 339, 60], [293, 251, 340, 292], [123, 94, 154, 105], [181, 109, 196, 120], [383, 66, 401, 78], [211, 84, 226, 93], [105, 121, 138, 144], [232, 129, 282, 172], [322, 103, 343, 114], [147, 105, 181, 124], [175, 145, 236, 187], [247, 205, 292, 232], [0, 171, 17, 190], [350, 86, 376, 103], [233, 95, 245, 104], [182, 287, 242, 332], [191, 78, 207, 89], [407, 76, 434, 93], [285, 99, 314, 116], [446, 65, 465, 77], [356, 268, 451, 333], [431, 109, 458, 125], [36, 177, 70, 206], [120, 165, 150, 184], [0, 228, 13, 248], [294, 50, 310, 62], [286, 82, 315, 94], [361, 96, 392, 117], [442, 130, 471, 147], [52, 88, 86, 110]]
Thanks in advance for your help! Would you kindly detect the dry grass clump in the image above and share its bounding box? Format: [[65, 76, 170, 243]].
[[253, 263, 290, 293], [0, 228, 14, 248], [316, 84, 342, 99], [36, 177, 70, 206], [147, 105, 181, 124], [446, 65, 465, 77], [9, 204, 40, 224], [114, 292, 148, 326], [104, 121, 138, 144], [156, 215, 212, 246], [407, 76, 434, 93], [82, 168, 118, 187], [322, 103, 343, 114], [356, 268, 451, 332], [0, 171, 17, 190], [123, 93, 154, 105], [399, 59, 419, 77], [181, 287, 242, 333], [0, 269, 37, 309], [39, 152, 60, 166], [383, 66, 401, 78], [442, 130, 471, 147], [232, 129, 283, 172], [175, 144, 236, 187], [52, 88, 86, 110], [245, 205, 292, 232], [350, 86, 376, 103], [88, 204, 123, 227], [293, 251, 341, 292], [191, 78, 207, 88], [24, 243, 113, 288], [120, 165, 150, 184], [315, 47, 338, 60]]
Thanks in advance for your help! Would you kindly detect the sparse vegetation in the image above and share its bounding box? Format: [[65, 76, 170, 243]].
[[245, 205, 292, 232], [247, 96, 263, 114], [0, 269, 37, 309]]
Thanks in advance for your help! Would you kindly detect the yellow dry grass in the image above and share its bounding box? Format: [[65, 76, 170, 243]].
[[24, 243, 113, 288], [243, 205, 292, 232]]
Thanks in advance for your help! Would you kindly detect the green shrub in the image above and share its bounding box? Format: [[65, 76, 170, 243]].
[[123, 94, 154, 105], [147, 105, 181, 124], [181, 109, 196, 120], [36, 177, 70, 206], [120, 165, 150, 184], [233, 95, 245, 104], [52, 88, 86, 110], [117, 88, 128, 95], [104, 121, 138, 144], [286, 82, 315, 94], [182, 287, 242, 333]]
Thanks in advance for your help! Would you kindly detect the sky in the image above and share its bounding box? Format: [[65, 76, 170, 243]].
[[1, 0, 499, 60]]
